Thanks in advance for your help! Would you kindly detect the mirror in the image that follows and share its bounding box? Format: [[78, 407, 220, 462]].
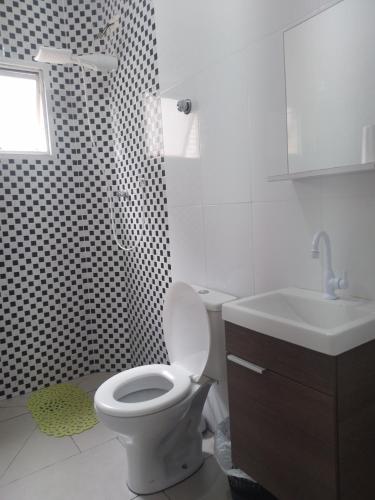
[[284, 0, 375, 174]]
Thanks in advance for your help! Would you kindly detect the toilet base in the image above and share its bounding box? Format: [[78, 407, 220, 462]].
[[126, 456, 204, 496], [123, 383, 211, 495], [124, 427, 205, 494]]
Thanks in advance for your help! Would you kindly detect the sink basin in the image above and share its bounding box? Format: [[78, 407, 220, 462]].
[[222, 288, 375, 355]]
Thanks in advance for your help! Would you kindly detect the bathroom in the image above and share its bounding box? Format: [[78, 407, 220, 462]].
[[1, 0, 375, 498]]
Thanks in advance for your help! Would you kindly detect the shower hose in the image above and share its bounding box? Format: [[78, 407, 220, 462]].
[[80, 65, 145, 252]]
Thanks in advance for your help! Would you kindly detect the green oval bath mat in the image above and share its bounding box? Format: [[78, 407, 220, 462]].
[[27, 383, 98, 437]]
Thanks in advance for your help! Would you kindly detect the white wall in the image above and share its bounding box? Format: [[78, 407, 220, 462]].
[[155, 0, 375, 300]]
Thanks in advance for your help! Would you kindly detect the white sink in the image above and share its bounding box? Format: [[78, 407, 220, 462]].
[[222, 288, 375, 355]]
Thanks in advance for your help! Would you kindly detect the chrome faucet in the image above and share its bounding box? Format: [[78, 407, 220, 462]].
[[311, 231, 348, 300]]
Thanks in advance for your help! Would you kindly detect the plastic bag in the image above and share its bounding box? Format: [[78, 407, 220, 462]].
[[214, 419, 278, 500], [214, 417, 255, 482]]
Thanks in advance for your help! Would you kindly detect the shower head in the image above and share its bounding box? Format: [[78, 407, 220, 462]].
[[33, 47, 73, 65], [33, 46, 118, 73]]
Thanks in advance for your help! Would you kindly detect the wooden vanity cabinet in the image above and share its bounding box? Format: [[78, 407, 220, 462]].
[[225, 321, 375, 500]]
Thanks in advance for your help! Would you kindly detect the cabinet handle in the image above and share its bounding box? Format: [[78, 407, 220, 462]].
[[227, 354, 266, 374]]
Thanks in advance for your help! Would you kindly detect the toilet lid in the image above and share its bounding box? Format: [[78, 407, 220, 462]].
[[163, 282, 210, 381]]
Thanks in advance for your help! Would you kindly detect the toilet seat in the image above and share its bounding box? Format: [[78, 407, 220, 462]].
[[95, 363, 191, 418], [95, 282, 211, 421], [163, 282, 210, 381]]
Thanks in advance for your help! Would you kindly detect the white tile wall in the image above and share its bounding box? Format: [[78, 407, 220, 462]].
[[154, 0, 325, 92], [165, 157, 203, 208], [321, 195, 375, 300], [154, 0, 253, 91], [204, 203, 253, 297], [252, 199, 322, 293], [156, 0, 375, 300], [197, 53, 252, 206], [168, 205, 207, 285]]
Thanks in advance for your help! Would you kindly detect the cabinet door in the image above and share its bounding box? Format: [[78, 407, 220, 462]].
[[227, 359, 338, 500], [225, 322, 336, 395]]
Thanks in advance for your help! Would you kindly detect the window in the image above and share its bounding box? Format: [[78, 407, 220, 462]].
[[0, 61, 52, 155]]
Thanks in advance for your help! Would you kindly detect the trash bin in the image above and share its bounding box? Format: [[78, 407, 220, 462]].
[[214, 418, 277, 500]]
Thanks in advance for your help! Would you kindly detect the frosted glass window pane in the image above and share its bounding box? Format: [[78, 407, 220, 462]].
[[0, 68, 49, 154]]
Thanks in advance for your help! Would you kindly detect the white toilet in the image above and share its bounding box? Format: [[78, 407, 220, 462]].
[[94, 281, 235, 495]]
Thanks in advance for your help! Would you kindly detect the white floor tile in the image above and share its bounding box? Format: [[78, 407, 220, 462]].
[[0, 427, 79, 486], [0, 375, 227, 500], [0, 406, 29, 423], [165, 456, 231, 500], [72, 421, 118, 452], [0, 413, 36, 478], [0, 440, 135, 500], [0, 394, 29, 408], [72, 372, 115, 392]]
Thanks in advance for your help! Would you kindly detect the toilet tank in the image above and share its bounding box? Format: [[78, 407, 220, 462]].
[[191, 285, 236, 432]]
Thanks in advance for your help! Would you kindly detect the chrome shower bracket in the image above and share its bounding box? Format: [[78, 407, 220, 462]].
[[96, 15, 120, 40], [138, 175, 146, 188], [114, 189, 131, 202]]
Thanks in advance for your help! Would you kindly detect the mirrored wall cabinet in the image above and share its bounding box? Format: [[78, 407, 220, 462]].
[[268, 0, 375, 181]]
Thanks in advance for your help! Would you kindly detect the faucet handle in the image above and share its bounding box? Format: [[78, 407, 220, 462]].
[[338, 271, 349, 290]]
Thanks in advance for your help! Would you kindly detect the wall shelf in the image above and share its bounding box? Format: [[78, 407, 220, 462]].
[[267, 162, 375, 182]]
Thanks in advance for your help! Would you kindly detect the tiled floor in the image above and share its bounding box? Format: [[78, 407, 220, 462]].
[[0, 373, 232, 500]]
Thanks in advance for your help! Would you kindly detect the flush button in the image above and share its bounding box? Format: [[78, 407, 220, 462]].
[[198, 289, 209, 294]]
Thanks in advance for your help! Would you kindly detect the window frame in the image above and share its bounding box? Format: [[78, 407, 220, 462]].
[[0, 56, 55, 159]]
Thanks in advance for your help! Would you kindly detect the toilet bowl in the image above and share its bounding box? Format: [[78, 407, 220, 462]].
[[94, 281, 233, 495]]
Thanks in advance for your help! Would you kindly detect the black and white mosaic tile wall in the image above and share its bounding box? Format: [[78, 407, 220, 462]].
[[1, 0, 171, 399], [99, 0, 170, 367], [64, 0, 132, 375], [0, 0, 91, 399]]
